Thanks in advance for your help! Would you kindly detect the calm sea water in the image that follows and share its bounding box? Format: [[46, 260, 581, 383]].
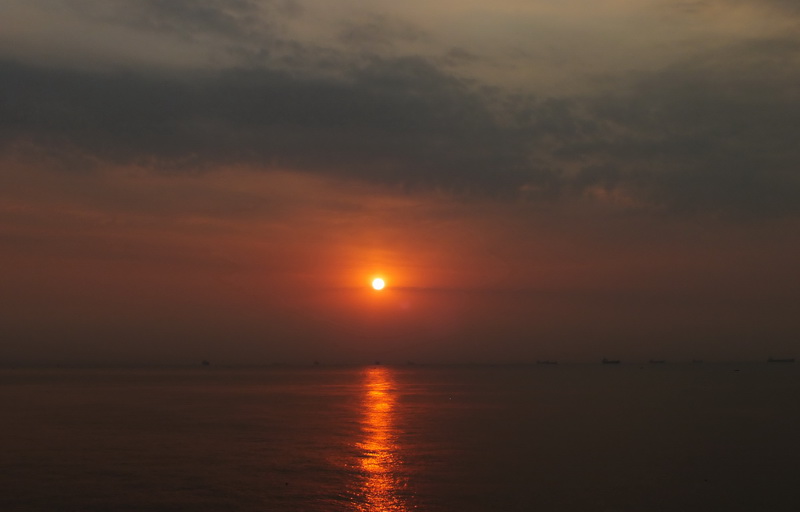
[[1, 364, 798, 511]]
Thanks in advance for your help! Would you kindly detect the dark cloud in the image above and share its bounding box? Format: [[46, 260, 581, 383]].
[[0, 57, 546, 190], [60, 0, 271, 38], [37, 0, 304, 66], [442, 47, 482, 67], [339, 15, 427, 50], [3, 29, 800, 217], [570, 36, 800, 216]]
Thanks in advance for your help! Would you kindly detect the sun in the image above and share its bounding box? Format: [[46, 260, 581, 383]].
[[371, 278, 385, 291]]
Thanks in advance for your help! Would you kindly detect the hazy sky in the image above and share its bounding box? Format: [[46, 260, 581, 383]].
[[2, 0, 799, 364]]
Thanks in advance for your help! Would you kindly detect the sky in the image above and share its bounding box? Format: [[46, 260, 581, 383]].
[[1, 0, 799, 364]]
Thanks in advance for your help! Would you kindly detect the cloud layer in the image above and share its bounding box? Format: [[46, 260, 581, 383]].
[[4, 31, 800, 216]]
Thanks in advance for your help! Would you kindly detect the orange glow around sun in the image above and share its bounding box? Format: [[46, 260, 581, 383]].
[[372, 278, 385, 290]]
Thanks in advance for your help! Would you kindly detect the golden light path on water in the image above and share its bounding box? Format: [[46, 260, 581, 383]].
[[354, 366, 409, 512]]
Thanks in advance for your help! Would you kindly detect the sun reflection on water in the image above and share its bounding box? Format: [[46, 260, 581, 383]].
[[354, 366, 409, 512]]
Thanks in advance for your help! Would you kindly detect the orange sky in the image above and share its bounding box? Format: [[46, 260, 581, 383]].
[[2, 154, 798, 364]]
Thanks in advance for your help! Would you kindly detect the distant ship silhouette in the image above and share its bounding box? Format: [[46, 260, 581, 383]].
[[602, 358, 620, 364], [767, 357, 795, 363]]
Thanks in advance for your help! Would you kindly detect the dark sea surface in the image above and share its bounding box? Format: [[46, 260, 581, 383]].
[[1, 363, 798, 511]]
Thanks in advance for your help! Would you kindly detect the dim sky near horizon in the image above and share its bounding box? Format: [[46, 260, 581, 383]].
[[1, 0, 799, 364]]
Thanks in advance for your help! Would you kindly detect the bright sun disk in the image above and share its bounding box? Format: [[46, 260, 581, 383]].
[[372, 278, 385, 290]]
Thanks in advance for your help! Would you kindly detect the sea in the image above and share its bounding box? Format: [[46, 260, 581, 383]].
[[1, 363, 798, 511]]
